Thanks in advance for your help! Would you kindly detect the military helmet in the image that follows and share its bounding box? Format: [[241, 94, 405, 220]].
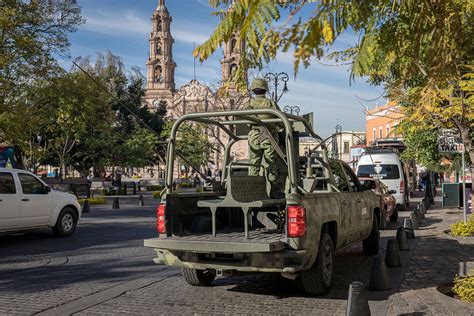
[[250, 78, 268, 93]]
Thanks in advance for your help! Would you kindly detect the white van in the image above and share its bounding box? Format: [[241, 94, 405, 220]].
[[356, 149, 409, 219]]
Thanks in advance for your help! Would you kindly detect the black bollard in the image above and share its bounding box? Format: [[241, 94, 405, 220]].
[[138, 194, 145, 206], [385, 239, 402, 267], [419, 202, 425, 214], [409, 212, 419, 229], [112, 196, 120, 209], [414, 209, 423, 224], [346, 281, 371, 316], [368, 256, 391, 291], [418, 203, 426, 218], [403, 218, 415, 238], [82, 199, 90, 214], [396, 227, 410, 251]]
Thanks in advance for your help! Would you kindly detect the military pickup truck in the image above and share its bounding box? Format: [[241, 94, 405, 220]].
[[144, 109, 380, 295]]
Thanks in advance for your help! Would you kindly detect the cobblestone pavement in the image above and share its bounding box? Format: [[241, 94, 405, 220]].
[[388, 192, 474, 315], [0, 193, 472, 315]]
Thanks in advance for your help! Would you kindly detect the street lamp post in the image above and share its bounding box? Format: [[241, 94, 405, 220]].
[[334, 124, 342, 160], [264, 72, 289, 103], [283, 105, 300, 115]]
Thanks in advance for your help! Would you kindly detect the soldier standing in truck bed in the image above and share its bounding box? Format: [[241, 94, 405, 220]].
[[246, 78, 282, 197]]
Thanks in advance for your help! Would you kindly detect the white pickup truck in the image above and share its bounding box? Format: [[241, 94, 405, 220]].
[[0, 168, 81, 236]]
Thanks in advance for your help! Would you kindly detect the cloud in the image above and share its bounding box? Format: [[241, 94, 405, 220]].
[[81, 9, 211, 44], [82, 10, 149, 35], [172, 29, 210, 44]]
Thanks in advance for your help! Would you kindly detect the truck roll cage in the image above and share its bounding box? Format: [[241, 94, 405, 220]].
[[165, 108, 330, 195]]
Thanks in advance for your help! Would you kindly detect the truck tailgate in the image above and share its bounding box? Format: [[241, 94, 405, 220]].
[[144, 230, 285, 253]]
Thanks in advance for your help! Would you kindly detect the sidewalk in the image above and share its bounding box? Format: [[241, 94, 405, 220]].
[[388, 190, 474, 315]]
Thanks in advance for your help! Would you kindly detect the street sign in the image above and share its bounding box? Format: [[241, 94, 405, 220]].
[[438, 129, 463, 153]]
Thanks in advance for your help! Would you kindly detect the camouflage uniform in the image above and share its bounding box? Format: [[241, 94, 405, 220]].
[[246, 78, 281, 185]]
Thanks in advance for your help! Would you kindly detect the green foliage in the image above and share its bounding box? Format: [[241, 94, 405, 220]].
[[178, 182, 193, 189], [450, 215, 474, 237], [453, 275, 474, 302], [46, 71, 110, 177], [2, 48, 167, 175], [399, 123, 440, 170], [78, 198, 107, 205], [196, 0, 473, 166], [0, 0, 84, 169], [122, 128, 159, 168], [152, 191, 164, 199], [161, 120, 214, 171], [146, 185, 164, 191]]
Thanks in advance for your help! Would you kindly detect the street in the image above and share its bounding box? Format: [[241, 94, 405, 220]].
[[3, 194, 472, 315]]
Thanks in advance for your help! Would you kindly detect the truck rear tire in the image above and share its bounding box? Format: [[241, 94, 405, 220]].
[[363, 215, 380, 255], [182, 268, 216, 286], [298, 233, 334, 295]]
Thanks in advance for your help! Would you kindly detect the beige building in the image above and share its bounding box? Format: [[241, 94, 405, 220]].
[[299, 131, 365, 166]]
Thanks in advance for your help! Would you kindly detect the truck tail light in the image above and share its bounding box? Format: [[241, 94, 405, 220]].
[[157, 204, 166, 234], [399, 180, 404, 194], [287, 205, 306, 238]]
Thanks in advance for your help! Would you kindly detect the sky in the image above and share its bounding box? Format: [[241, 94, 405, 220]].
[[64, 0, 386, 138]]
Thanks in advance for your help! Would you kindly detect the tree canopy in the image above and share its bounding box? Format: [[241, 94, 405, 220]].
[[196, 0, 473, 168]]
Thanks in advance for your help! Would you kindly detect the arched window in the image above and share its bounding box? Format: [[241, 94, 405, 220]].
[[229, 63, 238, 77], [157, 19, 162, 31], [156, 39, 162, 55], [230, 38, 237, 52], [154, 64, 163, 83]]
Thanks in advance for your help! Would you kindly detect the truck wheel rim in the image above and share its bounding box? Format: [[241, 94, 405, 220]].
[[62, 214, 74, 232], [323, 243, 333, 283]]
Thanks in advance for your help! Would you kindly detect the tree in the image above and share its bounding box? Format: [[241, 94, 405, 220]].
[[195, 0, 473, 169], [161, 120, 214, 176], [0, 0, 84, 168], [122, 128, 159, 168], [45, 71, 110, 178], [73, 51, 167, 173]]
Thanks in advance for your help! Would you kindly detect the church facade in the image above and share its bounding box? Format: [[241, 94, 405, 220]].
[[144, 0, 249, 173]]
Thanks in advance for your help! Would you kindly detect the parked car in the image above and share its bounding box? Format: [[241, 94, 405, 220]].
[[356, 148, 409, 217], [359, 177, 397, 229], [0, 168, 81, 236]]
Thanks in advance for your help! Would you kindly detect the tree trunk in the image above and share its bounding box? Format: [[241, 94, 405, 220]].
[[59, 155, 66, 179], [459, 126, 473, 167]]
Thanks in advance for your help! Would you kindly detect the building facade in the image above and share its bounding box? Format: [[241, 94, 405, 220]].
[[299, 130, 365, 168], [144, 0, 249, 176], [365, 101, 404, 146]]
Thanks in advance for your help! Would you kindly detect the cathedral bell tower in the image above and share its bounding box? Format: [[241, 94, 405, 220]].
[[145, 0, 176, 109], [221, 33, 245, 88]]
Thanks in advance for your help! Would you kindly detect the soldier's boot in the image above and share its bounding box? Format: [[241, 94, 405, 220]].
[[270, 183, 285, 199]]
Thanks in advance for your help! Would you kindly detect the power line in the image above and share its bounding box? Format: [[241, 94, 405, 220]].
[[72, 61, 159, 138], [72, 60, 208, 179]]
